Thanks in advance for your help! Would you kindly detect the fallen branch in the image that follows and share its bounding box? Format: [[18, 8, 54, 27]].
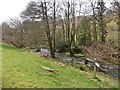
[[41, 66, 58, 73]]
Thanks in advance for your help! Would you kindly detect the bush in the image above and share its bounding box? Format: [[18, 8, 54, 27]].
[[78, 34, 87, 46], [72, 46, 83, 54], [56, 44, 69, 53]]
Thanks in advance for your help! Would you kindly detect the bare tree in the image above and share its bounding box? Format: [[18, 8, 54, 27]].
[[52, 0, 57, 57], [41, 1, 57, 58], [109, 0, 120, 47], [2, 22, 12, 43], [97, 0, 107, 43], [90, 0, 98, 43], [62, 1, 74, 56], [9, 18, 25, 48], [111, 0, 120, 31]]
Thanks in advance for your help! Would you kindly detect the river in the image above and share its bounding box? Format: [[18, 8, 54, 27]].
[[39, 48, 120, 79]]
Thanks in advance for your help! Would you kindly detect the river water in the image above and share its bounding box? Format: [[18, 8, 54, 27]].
[[39, 49, 120, 79]]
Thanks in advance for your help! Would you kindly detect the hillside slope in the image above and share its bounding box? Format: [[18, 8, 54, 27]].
[[1, 43, 119, 88]]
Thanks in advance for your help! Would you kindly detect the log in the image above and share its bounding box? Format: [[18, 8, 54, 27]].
[[86, 58, 95, 62], [41, 66, 58, 73]]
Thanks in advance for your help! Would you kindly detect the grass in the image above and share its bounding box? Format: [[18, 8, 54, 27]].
[[65, 52, 85, 58], [0, 42, 2, 89], [1, 43, 119, 88]]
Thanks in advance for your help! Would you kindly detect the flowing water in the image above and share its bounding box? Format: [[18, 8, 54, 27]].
[[39, 49, 120, 79]]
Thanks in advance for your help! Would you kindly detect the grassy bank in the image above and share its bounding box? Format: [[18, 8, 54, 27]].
[[0, 42, 2, 89], [1, 43, 119, 88]]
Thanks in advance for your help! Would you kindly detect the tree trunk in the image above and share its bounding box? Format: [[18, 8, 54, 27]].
[[52, 0, 56, 58], [61, 19, 66, 42], [98, 1, 107, 44], [90, 1, 97, 43], [41, 1, 55, 58]]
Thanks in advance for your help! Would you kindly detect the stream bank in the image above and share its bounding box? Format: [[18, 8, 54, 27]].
[[38, 48, 120, 79]]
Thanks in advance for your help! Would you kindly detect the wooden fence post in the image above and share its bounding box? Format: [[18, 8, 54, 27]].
[[93, 62, 97, 78]]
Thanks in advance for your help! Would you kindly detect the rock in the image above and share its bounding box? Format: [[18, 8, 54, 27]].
[[36, 48, 41, 52]]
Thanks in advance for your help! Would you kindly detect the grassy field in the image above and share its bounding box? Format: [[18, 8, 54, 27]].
[[0, 42, 2, 89], [1, 43, 119, 88]]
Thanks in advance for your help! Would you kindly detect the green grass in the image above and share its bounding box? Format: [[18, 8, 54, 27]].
[[1, 43, 119, 88], [0, 42, 2, 89], [65, 52, 85, 58]]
